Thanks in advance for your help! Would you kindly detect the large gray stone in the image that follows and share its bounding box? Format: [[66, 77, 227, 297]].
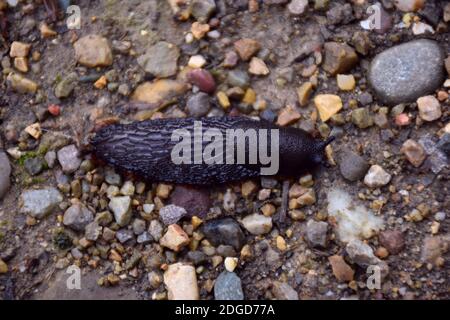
[[368, 39, 445, 105]]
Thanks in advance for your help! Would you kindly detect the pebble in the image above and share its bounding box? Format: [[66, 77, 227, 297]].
[[131, 79, 187, 105], [271, 281, 299, 300], [0, 151, 11, 199], [339, 149, 369, 181], [0, 259, 7, 274], [352, 108, 373, 129], [120, 181, 135, 196], [188, 55, 206, 68], [305, 220, 328, 248], [14, 57, 28, 73], [160, 224, 190, 252], [322, 42, 358, 76], [164, 263, 199, 300], [337, 74, 355, 91], [116, 229, 134, 244], [445, 56, 450, 75], [105, 169, 122, 186], [24, 157, 44, 176], [287, 0, 308, 15], [10, 41, 31, 58], [379, 230, 405, 255], [109, 196, 132, 227], [132, 219, 146, 235], [297, 82, 313, 107], [276, 106, 301, 126], [224, 257, 238, 272], [7, 73, 38, 93], [169, 185, 211, 218], [137, 232, 153, 244], [202, 218, 246, 250], [191, 22, 210, 39], [394, 0, 425, 12], [364, 165, 391, 188], [187, 68, 216, 94], [421, 236, 448, 266], [159, 204, 187, 225], [234, 38, 261, 61], [368, 40, 445, 105], [57, 145, 81, 174], [346, 239, 379, 266], [240, 213, 272, 235], [55, 72, 77, 98], [186, 92, 211, 117], [191, 0, 216, 22], [85, 222, 102, 241], [401, 139, 426, 167], [148, 220, 164, 241], [314, 94, 343, 122], [20, 188, 63, 219], [417, 95, 442, 122], [214, 271, 244, 300], [223, 51, 239, 68], [63, 203, 94, 231], [24, 123, 41, 139], [137, 41, 179, 78], [328, 255, 354, 282], [227, 70, 250, 88], [74, 35, 113, 68], [248, 57, 269, 76]]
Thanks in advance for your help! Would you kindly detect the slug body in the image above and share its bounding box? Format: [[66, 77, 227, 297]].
[[91, 116, 333, 185]]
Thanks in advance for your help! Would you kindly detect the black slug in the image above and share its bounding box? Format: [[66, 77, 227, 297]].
[[91, 116, 334, 185]]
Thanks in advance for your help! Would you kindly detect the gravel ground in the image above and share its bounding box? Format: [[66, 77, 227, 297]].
[[0, 0, 449, 300]]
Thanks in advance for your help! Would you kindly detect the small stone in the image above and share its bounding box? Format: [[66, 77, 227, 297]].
[[187, 68, 216, 93], [85, 222, 102, 241], [188, 55, 206, 68], [223, 51, 239, 68], [202, 218, 246, 250], [417, 95, 442, 122], [296, 189, 316, 207], [159, 204, 187, 225], [217, 91, 230, 109], [368, 40, 445, 105], [379, 230, 405, 255], [14, 57, 28, 72], [271, 282, 298, 300], [234, 38, 261, 61], [120, 181, 135, 196], [109, 196, 132, 227], [7, 73, 38, 93], [164, 263, 199, 300], [276, 105, 301, 126], [445, 56, 450, 75], [241, 180, 258, 198], [395, 113, 410, 126], [24, 157, 44, 176], [248, 57, 269, 76], [314, 94, 343, 122], [401, 139, 426, 167], [276, 236, 287, 251], [227, 70, 250, 88], [20, 188, 63, 219], [191, 0, 216, 22], [394, 0, 425, 12], [160, 224, 190, 252], [24, 123, 41, 139], [40, 23, 57, 38], [186, 92, 211, 117], [55, 72, 78, 98], [94, 75, 107, 89], [322, 42, 358, 76], [288, 0, 308, 15], [364, 165, 391, 188], [170, 185, 211, 218], [352, 31, 372, 56], [224, 257, 238, 272], [306, 220, 328, 248], [57, 145, 81, 174], [214, 271, 244, 300], [191, 22, 210, 39], [337, 74, 355, 91], [156, 183, 172, 199], [74, 34, 113, 68], [421, 236, 448, 266], [137, 41, 179, 78], [346, 239, 379, 266], [352, 108, 373, 129], [133, 219, 146, 235], [10, 41, 31, 58], [241, 213, 272, 235], [0, 151, 11, 199], [328, 255, 354, 282], [0, 259, 8, 274], [137, 232, 153, 244], [297, 82, 313, 107], [339, 149, 369, 182], [149, 220, 164, 241]]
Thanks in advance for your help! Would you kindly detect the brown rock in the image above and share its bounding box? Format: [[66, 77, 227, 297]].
[[314, 94, 343, 122], [7, 73, 38, 93], [445, 56, 450, 75], [234, 38, 261, 61], [170, 186, 211, 218], [401, 139, 426, 167], [40, 23, 57, 38], [328, 255, 354, 282], [160, 224, 190, 252], [379, 230, 405, 255], [191, 22, 210, 39], [249, 57, 270, 76], [297, 82, 313, 107], [421, 235, 449, 266], [276, 106, 301, 126], [223, 51, 239, 68], [14, 57, 28, 73], [187, 68, 216, 93], [74, 34, 113, 68], [10, 41, 31, 58], [131, 79, 188, 106], [417, 95, 442, 122], [323, 42, 359, 76], [241, 180, 258, 198]]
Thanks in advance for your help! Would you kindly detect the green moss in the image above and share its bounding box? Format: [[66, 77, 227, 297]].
[[17, 151, 39, 166]]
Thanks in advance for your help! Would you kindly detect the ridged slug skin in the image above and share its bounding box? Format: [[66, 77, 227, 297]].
[[91, 116, 332, 185]]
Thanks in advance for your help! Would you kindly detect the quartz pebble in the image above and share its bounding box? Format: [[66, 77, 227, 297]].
[[164, 263, 199, 300], [401, 139, 426, 167], [417, 95, 442, 122], [364, 165, 391, 188]]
